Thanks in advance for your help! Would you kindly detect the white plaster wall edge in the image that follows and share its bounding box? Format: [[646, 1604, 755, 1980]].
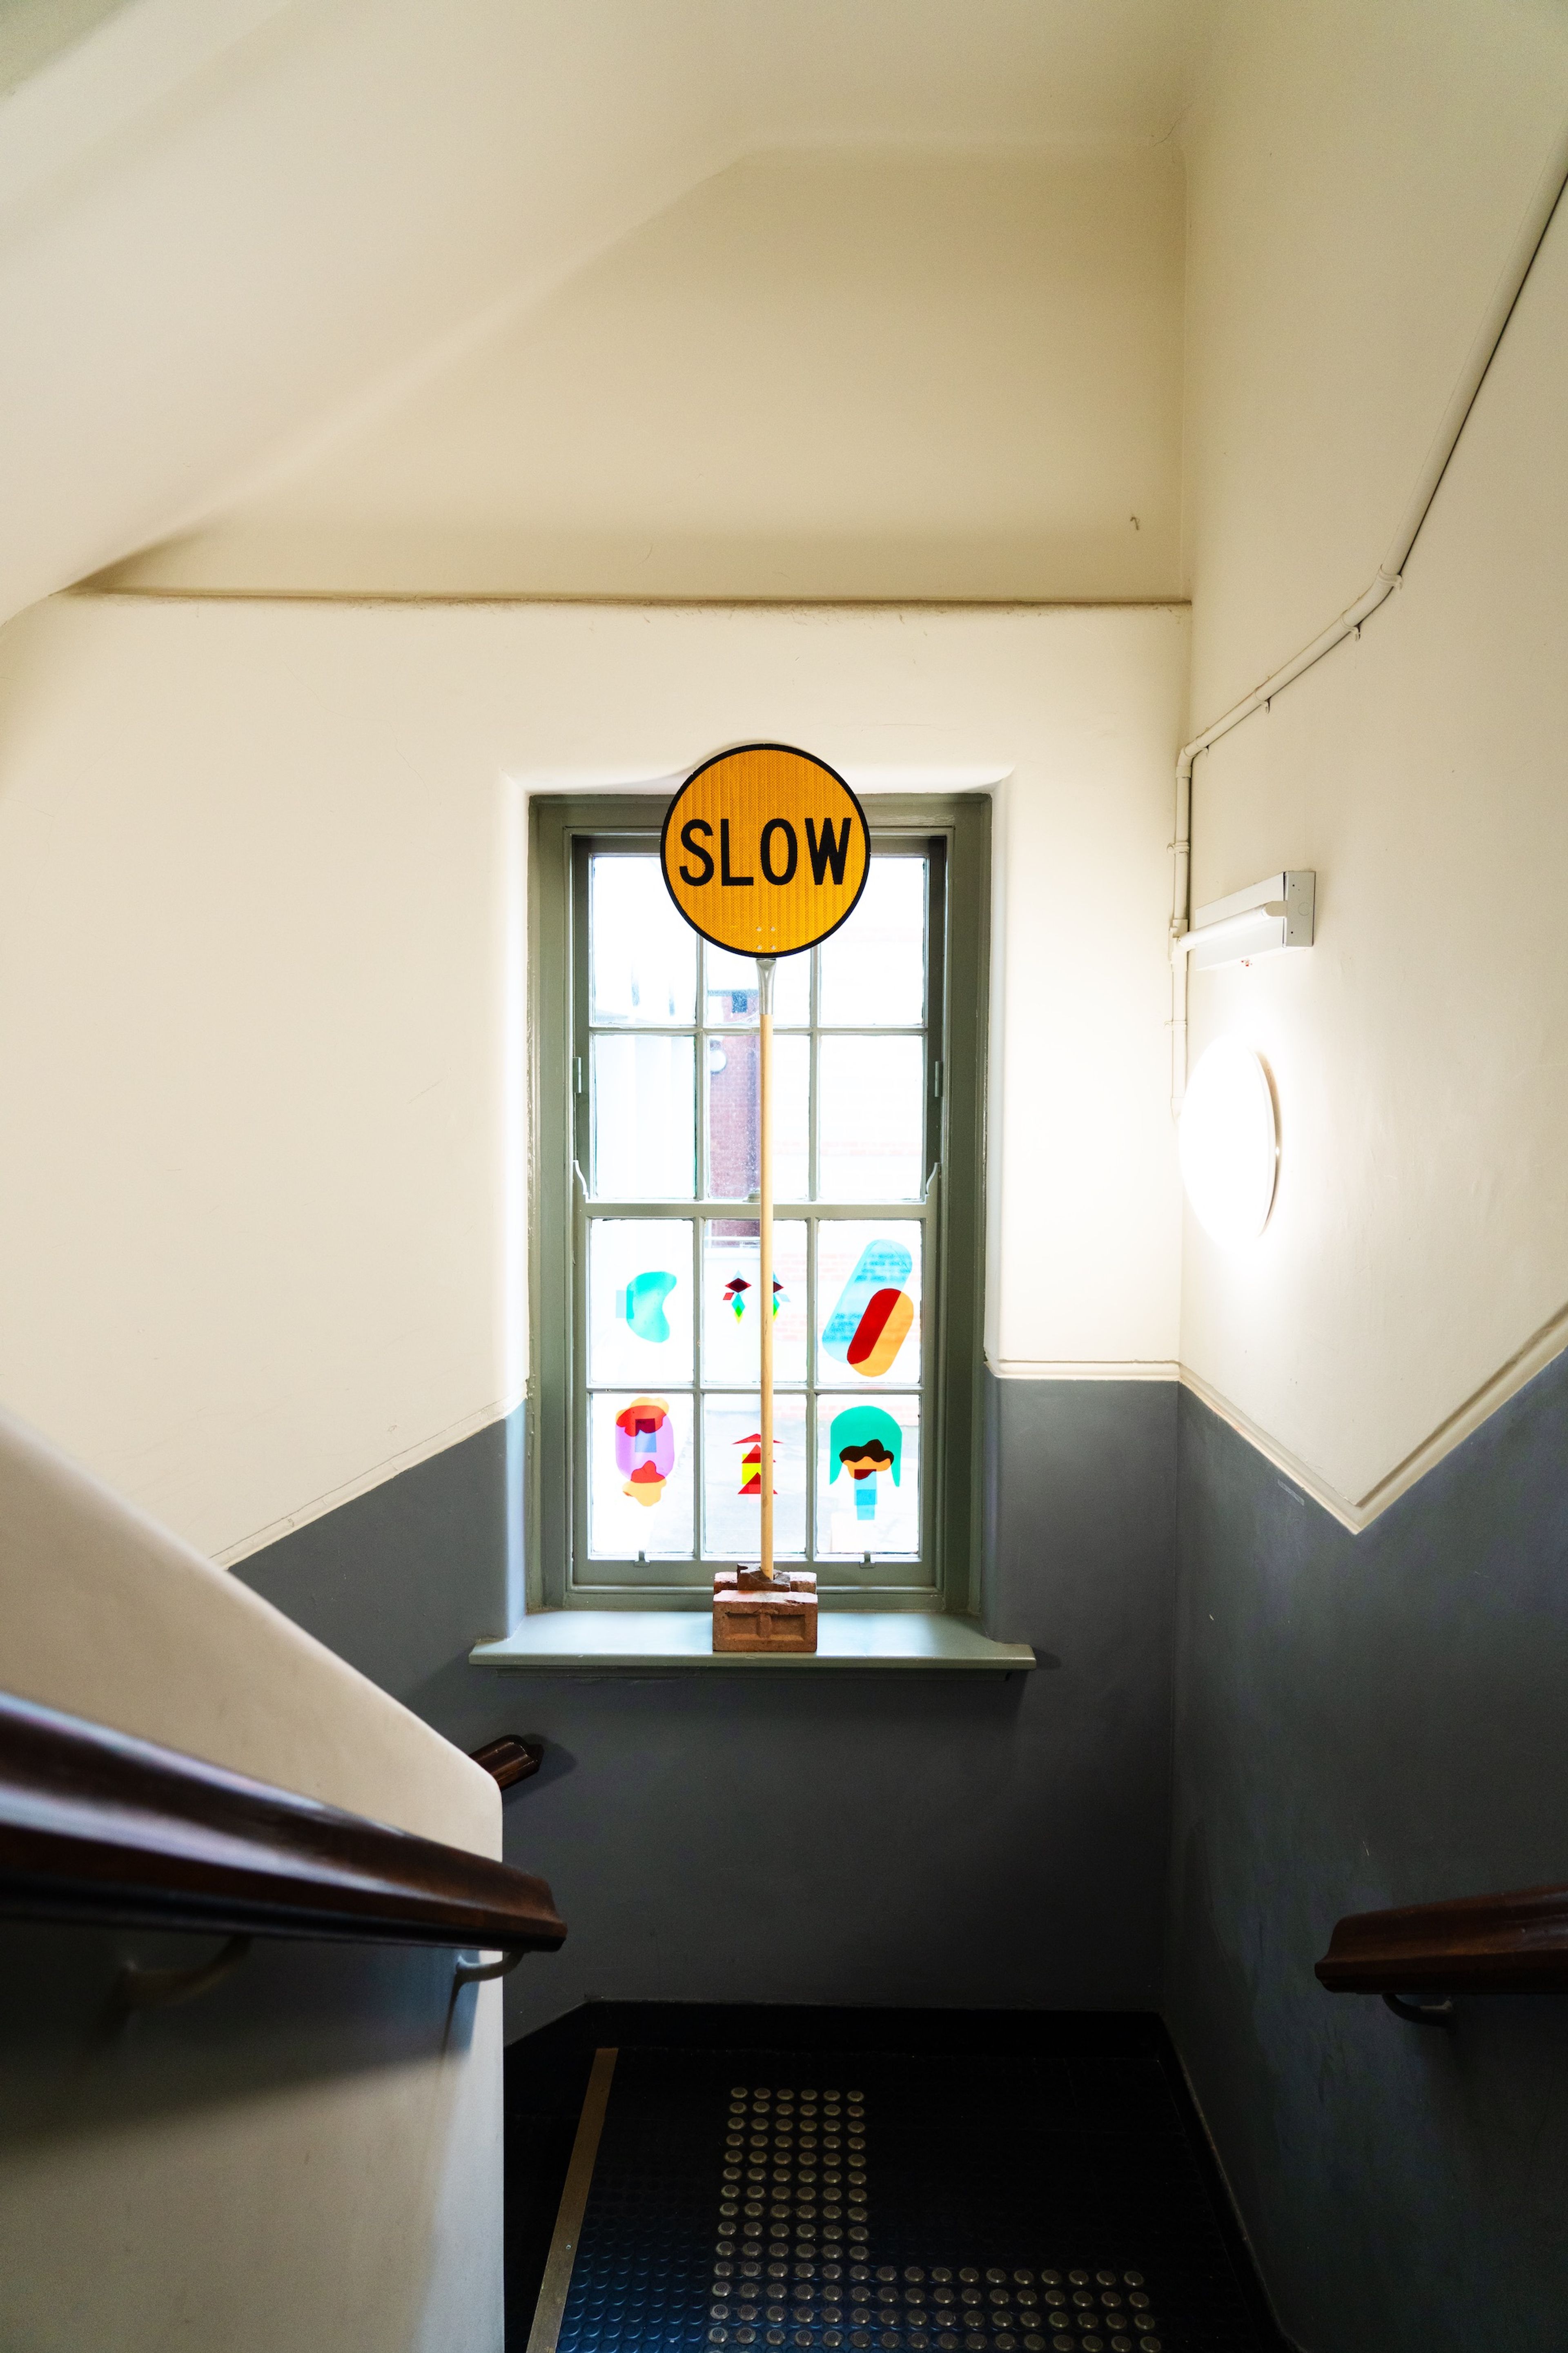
[[85, 587, 1192, 610], [1180, 1293, 1568, 1535], [510, 764, 1016, 795], [214, 1391, 525, 1568], [993, 1303, 1568, 1528], [1175, 1369, 1363, 1531]]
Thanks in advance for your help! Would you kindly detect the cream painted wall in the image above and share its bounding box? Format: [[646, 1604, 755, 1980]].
[[1181, 0, 1568, 723], [0, 1406, 507, 2351], [103, 148, 1185, 602], [0, 596, 1184, 1565], [1178, 7, 1568, 1519]]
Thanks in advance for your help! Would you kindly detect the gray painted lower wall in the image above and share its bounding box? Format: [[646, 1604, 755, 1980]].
[[229, 1407, 526, 1721], [234, 1373, 1177, 2038], [231, 1353, 1568, 2338], [1168, 1362, 1568, 2352]]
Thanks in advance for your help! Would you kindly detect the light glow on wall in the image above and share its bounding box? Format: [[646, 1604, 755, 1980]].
[[1179, 1039, 1278, 1245]]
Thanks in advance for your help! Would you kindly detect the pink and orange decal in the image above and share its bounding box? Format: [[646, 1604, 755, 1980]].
[[614, 1395, 675, 1507], [844, 1287, 914, 1376]]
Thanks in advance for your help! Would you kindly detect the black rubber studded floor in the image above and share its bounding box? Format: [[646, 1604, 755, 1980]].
[[550, 2050, 1268, 2353]]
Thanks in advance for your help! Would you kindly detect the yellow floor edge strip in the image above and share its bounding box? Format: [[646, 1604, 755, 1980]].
[[526, 2048, 619, 2353]]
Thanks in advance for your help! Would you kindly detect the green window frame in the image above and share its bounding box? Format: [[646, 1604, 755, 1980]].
[[527, 792, 989, 1614]]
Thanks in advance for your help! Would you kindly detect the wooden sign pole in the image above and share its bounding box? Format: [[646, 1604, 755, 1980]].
[[757, 955, 775, 1581], [658, 744, 871, 1654]]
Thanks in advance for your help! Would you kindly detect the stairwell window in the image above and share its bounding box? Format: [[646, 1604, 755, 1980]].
[[529, 794, 987, 1614]]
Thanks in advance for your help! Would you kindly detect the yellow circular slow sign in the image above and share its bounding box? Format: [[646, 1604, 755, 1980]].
[[660, 744, 870, 956]]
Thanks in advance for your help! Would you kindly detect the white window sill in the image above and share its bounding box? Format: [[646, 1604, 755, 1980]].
[[468, 1611, 1034, 1673]]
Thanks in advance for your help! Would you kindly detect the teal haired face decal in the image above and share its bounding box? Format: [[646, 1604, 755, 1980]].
[[829, 1403, 903, 1524]]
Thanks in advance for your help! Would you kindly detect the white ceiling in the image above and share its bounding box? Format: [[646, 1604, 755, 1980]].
[[0, 0, 1216, 621]]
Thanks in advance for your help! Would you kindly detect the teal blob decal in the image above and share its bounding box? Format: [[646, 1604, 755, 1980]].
[[615, 1270, 677, 1343]]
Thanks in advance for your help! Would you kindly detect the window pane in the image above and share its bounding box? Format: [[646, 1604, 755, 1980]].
[[590, 855, 695, 1025], [704, 945, 811, 1028], [817, 1221, 922, 1387], [818, 1395, 921, 1559], [703, 1392, 807, 1561], [702, 1219, 807, 1386], [818, 1035, 924, 1201], [588, 1391, 695, 1558], [592, 1033, 695, 1199], [706, 1031, 808, 1202], [819, 858, 926, 1027], [588, 1220, 693, 1385]]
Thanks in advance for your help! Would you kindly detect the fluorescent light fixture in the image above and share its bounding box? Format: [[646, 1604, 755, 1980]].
[[1174, 871, 1315, 971], [1179, 1039, 1278, 1244]]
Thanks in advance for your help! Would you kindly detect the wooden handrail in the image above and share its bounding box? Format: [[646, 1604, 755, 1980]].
[[470, 1734, 543, 1789], [0, 1689, 566, 1955], [1316, 1881, 1568, 1996]]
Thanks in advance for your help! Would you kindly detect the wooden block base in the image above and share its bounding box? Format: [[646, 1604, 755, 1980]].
[[712, 1567, 818, 1654]]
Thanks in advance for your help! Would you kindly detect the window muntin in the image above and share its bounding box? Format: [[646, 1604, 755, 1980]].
[[573, 839, 941, 1592]]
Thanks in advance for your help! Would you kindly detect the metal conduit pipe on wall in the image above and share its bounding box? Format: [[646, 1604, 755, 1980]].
[[1169, 107, 1568, 1117]]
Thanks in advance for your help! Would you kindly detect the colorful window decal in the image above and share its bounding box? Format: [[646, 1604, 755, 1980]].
[[735, 1431, 777, 1499], [615, 1269, 677, 1342], [722, 1274, 785, 1321], [615, 1396, 675, 1507], [590, 1222, 693, 1389], [829, 1405, 903, 1522], [822, 1240, 915, 1378]]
